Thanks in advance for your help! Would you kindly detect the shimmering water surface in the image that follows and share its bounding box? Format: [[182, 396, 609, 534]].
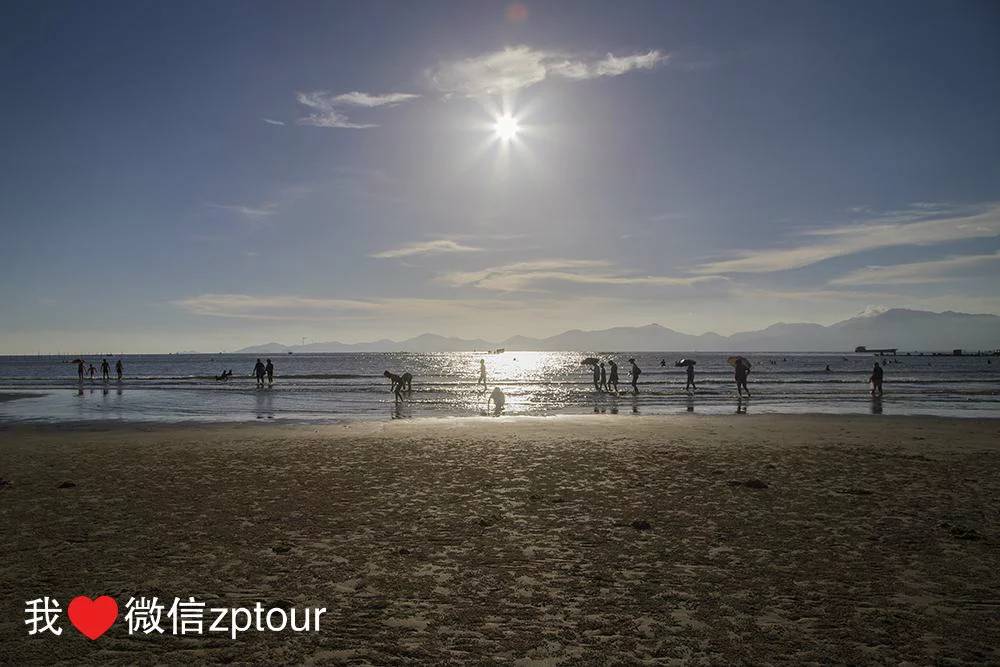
[[0, 351, 998, 423]]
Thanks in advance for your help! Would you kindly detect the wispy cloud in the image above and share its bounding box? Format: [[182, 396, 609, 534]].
[[207, 203, 277, 219], [173, 294, 383, 320], [296, 90, 419, 128], [429, 46, 668, 96], [830, 250, 1000, 286], [370, 239, 484, 259], [695, 204, 1000, 274], [331, 91, 420, 107], [261, 117, 286, 126], [439, 259, 720, 292]]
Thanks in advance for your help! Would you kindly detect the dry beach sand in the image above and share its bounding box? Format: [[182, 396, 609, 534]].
[[1, 415, 999, 664]]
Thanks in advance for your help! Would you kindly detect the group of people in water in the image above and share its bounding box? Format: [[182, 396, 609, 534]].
[[590, 358, 643, 394], [76, 358, 123, 383]]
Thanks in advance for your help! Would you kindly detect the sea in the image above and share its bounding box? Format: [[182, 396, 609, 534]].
[[0, 351, 998, 423]]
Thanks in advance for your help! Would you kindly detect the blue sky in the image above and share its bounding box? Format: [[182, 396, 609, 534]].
[[2, 1, 999, 353]]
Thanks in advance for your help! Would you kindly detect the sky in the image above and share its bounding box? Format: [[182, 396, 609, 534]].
[[2, 0, 999, 353]]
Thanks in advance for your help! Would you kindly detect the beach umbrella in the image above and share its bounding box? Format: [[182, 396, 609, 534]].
[[581, 357, 600, 365], [69, 358, 85, 364], [727, 356, 751, 369], [675, 359, 697, 367]]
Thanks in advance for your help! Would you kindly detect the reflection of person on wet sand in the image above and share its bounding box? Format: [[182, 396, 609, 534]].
[[384, 370, 412, 402], [487, 386, 505, 415], [478, 359, 487, 391]]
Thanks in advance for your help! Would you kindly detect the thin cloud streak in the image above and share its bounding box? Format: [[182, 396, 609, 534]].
[[261, 118, 286, 126], [295, 90, 419, 128], [695, 205, 1000, 274], [370, 239, 484, 259], [429, 45, 668, 96], [830, 250, 1000, 285], [332, 91, 420, 107], [439, 259, 718, 292], [207, 203, 277, 218]]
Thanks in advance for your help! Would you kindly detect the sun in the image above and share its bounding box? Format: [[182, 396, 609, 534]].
[[494, 114, 519, 141]]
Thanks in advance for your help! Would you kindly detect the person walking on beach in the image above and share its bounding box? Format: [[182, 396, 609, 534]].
[[88, 364, 96, 382], [608, 359, 619, 393], [487, 386, 505, 416], [735, 360, 751, 398], [115, 359, 123, 381], [384, 370, 412, 402], [592, 362, 602, 391], [870, 361, 884, 397], [478, 359, 487, 391], [686, 363, 696, 392], [76, 359, 85, 382], [252, 358, 266, 388], [599, 362, 607, 391], [101, 358, 110, 382], [629, 358, 641, 393], [265, 358, 274, 387]]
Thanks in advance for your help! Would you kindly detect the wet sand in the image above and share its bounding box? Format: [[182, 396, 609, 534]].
[[1, 415, 998, 664]]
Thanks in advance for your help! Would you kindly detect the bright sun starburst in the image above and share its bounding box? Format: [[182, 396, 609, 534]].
[[494, 114, 519, 141]]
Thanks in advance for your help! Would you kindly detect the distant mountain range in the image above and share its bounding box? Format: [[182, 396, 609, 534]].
[[235, 309, 1000, 354]]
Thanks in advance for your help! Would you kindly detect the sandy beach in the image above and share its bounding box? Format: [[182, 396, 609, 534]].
[[1, 415, 998, 664]]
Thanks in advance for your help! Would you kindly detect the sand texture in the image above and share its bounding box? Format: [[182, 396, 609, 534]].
[[1, 415, 998, 664]]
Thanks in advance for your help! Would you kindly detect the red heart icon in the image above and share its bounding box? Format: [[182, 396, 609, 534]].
[[67, 595, 118, 640]]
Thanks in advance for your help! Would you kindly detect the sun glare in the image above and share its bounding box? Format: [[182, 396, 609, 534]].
[[494, 114, 519, 141]]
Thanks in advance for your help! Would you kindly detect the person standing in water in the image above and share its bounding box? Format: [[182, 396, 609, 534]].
[[101, 358, 110, 382], [487, 386, 505, 415], [478, 359, 487, 391], [629, 358, 641, 393], [599, 362, 607, 391], [592, 363, 601, 391], [115, 359, 124, 382], [77, 359, 86, 382], [252, 358, 266, 388], [383, 370, 412, 402], [88, 364, 97, 382], [870, 361, 884, 397], [686, 364, 696, 392], [608, 359, 619, 393], [735, 360, 751, 398], [265, 358, 275, 386]]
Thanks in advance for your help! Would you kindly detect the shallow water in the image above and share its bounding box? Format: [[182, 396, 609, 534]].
[[0, 351, 997, 422]]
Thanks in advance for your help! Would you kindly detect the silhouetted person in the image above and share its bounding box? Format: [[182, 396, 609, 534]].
[[77, 360, 85, 382], [735, 361, 751, 398], [686, 364, 696, 392], [629, 358, 641, 393], [592, 363, 601, 391], [384, 370, 412, 402], [660, 358, 666, 367], [252, 358, 266, 387], [870, 362, 884, 397], [478, 359, 487, 390], [608, 359, 619, 393], [599, 362, 607, 391], [825, 364, 831, 372], [101, 358, 110, 382], [115, 359, 123, 381], [487, 386, 505, 415], [88, 364, 96, 382], [265, 358, 274, 386]]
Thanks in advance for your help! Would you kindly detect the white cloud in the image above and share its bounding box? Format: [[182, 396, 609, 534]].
[[370, 239, 483, 259], [429, 46, 668, 96], [830, 250, 1000, 286], [295, 90, 419, 128], [207, 203, 277, 219], [331, 91, 420, 107], [261, 118, 286, 126], [439, 259, 719, 292], [172, 294, 383, 320], [695, 204, 1000, 274]]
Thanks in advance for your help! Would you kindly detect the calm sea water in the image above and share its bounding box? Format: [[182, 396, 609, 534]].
[[0, 351, 998, 423]]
